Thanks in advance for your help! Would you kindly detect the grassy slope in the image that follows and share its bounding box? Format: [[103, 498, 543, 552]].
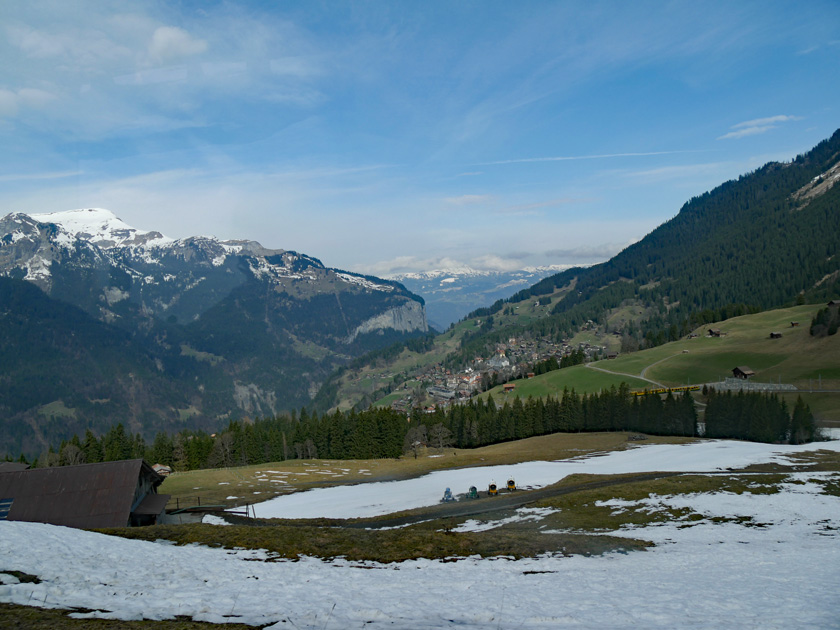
[[598, 304, 837, 386], [159, 431, 693, 508], [479, 303, 840, 423], [481, 364, 651, 400]]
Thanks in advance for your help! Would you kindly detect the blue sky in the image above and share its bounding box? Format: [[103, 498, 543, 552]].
[[1, 1, 838, 276]]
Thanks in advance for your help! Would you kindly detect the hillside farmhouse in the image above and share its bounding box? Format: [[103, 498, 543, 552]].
[[0, 459, 169, 529], [732, 366, 756, 380]]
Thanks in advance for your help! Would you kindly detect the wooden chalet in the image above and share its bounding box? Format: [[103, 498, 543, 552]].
[[769, 332, 783, 339], [503, 383, 516, 393], [0, 459, 169, 529], [732, 366, 756, 380]]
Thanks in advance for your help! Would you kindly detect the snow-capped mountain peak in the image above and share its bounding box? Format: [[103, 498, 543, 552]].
[[30, 208, 174, 250]]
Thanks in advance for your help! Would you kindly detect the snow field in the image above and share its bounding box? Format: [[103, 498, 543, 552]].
[[0, 436, 838, 629], [249, 437, 840, 519]]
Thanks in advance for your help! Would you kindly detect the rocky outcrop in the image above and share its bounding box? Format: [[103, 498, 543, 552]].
[[346, 300, 428, 342]]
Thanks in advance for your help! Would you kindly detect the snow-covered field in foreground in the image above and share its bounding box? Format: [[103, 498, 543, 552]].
[[1, 437, 839, 629]]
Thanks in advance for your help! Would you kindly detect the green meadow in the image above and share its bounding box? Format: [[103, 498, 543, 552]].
[[480, 304, 840, 423]]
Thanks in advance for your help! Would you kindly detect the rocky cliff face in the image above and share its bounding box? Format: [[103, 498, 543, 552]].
[[347, 301, 428, 342]]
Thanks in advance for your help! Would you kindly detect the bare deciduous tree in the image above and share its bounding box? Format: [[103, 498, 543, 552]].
[[59, 444, 85, 466], [428, 423, 453, 450], [403, 424, 427, 459]]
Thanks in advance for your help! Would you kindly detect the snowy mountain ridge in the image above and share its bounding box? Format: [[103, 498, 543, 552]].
[[0, 208, 428, 451], [389, 264, 572, 282], [389, 264, 577, 328], [0, 208, 401, 301]]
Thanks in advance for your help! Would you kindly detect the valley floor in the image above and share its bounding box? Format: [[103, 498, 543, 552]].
[[1, 435, 839, 629]]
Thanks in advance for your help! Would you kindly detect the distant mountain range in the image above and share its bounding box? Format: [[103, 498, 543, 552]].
[[390, 265, 573, 329], [0, 209, 428, 456]]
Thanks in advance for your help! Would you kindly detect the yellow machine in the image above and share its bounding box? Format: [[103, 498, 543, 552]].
[[488, 481, 498, 496], [507, 478, 516, 491]]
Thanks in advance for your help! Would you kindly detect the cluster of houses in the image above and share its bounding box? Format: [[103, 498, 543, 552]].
[[389, 336, 612, 413]]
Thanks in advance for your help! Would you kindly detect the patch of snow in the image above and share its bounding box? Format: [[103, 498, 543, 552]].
[[201, 515, 232, 526], [30, 208, 174, 249], [336, 272, 394, 292], [1, 453, 838, 628], [455, 507, 561, 533], [248, 438, 840, 520]]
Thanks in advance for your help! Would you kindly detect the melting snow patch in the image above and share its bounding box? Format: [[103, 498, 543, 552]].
[[454, 507, 561, 533]]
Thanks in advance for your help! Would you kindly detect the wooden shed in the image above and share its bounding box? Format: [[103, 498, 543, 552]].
[[0, 459, 169, 529], [732, 366, 756, 380], [769, 332, 783, 339]]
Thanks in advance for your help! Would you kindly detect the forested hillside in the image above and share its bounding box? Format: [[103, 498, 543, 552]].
[[315, 130, 840, 411], [449, 129, 840, 363]]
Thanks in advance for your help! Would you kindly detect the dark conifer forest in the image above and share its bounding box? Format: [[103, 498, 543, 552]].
[[22, 387, 822, 471]]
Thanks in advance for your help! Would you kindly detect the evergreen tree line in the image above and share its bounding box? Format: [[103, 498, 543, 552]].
[[810, 305, 839, 337], [703, 389, 819, 444], [17, 387, 822, 472]]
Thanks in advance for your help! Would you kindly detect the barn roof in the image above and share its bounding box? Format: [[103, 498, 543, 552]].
[[0, 462, 30, 473], [0, 459, 163, 529]]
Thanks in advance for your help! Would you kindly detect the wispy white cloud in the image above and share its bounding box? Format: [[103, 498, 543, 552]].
[[147, 26, 207, 66], [444, 194, 493, 206], [718, 115, 801, 140], [718, 125, 775, 140], [623, 162, 731, 182], [494, 198, 593, 216], [0, 87, 57, 118], [545, 241, 634, 262], [0, 170, 82, 183], [480, 150, 701, 166]]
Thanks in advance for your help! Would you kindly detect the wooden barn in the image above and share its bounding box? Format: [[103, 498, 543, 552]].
[[0, 459, 169, 529], [732, 366, 756, 380]]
